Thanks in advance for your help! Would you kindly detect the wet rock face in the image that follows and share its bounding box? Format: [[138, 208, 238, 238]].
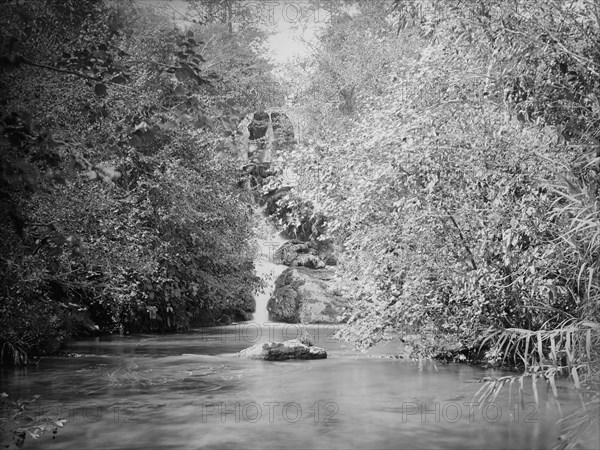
[[248, 111, 270, 141], [238, 161, 278, 191], [268, 267, 347, 324], [236, 339, 327, 360]]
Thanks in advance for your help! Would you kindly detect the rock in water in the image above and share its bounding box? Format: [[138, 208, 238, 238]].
[[237, 339, 327, 361]]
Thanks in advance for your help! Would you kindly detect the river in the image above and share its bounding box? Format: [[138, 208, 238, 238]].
[[1, 209, 593, 449], [0, 322, 588, 449]]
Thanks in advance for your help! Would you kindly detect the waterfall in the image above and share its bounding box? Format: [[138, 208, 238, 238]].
[[251, 206, 288, 323], [243, 109, 297, 323]]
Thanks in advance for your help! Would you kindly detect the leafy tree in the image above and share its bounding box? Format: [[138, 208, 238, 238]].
[[285, 2, 598, 444], [1, 0, 280, 364]]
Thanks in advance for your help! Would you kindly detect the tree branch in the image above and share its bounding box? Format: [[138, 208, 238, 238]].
[[442, 206, 478, 271], [21, 58, 101, 82], [21, 58, 134, 91]]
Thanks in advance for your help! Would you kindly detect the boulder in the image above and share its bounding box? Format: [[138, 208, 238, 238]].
[[273, 241, 326, 269], [268, 267, 347, 324], [237, 339, 326, 360], [248, 111, 270, 141], [294, 253, 326, 269]]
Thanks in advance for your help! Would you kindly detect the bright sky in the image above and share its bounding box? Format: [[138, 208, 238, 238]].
[[133, 0, 328, 65], [264, 1, 329, 64]]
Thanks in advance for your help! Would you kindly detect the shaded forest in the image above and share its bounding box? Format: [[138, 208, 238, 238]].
[[0, 0, 287, 363]]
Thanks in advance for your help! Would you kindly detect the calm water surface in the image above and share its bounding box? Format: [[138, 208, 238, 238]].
[[0, 324, 590, 449]]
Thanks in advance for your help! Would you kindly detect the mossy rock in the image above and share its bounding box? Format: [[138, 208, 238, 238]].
[[268, 267, 347, 324]]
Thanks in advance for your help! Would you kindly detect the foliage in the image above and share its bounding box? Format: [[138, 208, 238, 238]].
[[283, 0, 599, 445], [287, 0, 598, 350], [475, 320, 599, 449], [0, 0, 280, 364], [283, 1, 402, 139], [268, 190, 327, 241]]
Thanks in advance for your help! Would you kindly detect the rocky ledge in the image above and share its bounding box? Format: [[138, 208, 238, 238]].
[[268, 267, 348, 323], [236, 339, 327, 361]]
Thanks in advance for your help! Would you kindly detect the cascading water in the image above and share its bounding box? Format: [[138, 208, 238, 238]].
[[242, 109, 297, 324], [251, 205, 288, 323]]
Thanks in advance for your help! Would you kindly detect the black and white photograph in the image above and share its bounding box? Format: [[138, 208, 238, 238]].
[[1, 1, 599, 448]]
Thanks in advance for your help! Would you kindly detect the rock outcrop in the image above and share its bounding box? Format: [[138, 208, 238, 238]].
[[248, 111, 270, 141], [268, 267, 347, 324], [273, 240, 326, 269], [240, 109, 346, 327], [247, 111, 271, 163], [237, 338, 327, 360]]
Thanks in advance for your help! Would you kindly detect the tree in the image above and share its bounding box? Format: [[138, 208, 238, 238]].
[[0, 0, 281, 364], [283, 0, 599, 445]]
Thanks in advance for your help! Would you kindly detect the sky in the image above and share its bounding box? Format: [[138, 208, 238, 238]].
[[264, 1, 329, 64], [133, 0, 329, 65]]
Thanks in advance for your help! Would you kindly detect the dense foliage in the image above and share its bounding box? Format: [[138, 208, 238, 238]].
[[0, 0, 281, 364], [1, 0, 598, 447], [286, 0, 598, 350], [282, 1, 598, 445]]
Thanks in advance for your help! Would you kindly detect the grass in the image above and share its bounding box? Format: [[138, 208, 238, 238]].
[[475, 161, 600, 449]]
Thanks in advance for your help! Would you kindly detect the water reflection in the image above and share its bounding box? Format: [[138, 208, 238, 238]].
[[0, 324, 591, 449]]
